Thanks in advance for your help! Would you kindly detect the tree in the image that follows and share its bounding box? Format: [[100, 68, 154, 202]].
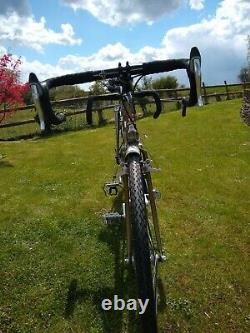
[[238, 35, 250, 83], [151, 75, 178, 90], [0, 54, 29, 123], [238, 67, 250, 83], [140, 76, 153, 90], [89, 81, 107, 95], [49, 85, 85, 100]]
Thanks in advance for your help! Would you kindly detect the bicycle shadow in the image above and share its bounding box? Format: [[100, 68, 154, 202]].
[[98, 191, 140, 332], [64, 279, 125, 332], [64, 191, 166, 332]]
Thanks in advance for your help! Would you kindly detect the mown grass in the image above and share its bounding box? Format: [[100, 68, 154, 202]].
[[0, 99, 249, 333], [0, 82, 245, 141]]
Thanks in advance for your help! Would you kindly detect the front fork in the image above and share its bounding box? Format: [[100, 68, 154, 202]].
[[122, 173, 133, 263], [141, 149, 164, 258], [123, 148, 164, 263]]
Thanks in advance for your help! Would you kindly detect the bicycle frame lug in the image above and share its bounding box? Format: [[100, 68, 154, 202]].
[[153, 189, 161, 200], [142, 159, 161, 174]]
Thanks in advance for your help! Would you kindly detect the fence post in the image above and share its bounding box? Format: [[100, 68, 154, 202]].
[[174, 89, 178, 100], [202, 82, 208, 104], [97, 108, 106, 126], [224, 80, 230, 100], [215, 93, 221, 102]]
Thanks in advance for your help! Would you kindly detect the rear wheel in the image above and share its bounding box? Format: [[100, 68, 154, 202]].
[[128, 154, 158, 333]]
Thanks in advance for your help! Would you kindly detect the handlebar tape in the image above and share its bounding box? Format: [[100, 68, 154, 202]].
[[42, 60, 189, 90], [45, 71, 96, 89], [142, 59, 189, 75], [44, 66, 143, 89]]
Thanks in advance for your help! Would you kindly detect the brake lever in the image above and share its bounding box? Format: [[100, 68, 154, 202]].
[[134, 91, 162, 119]]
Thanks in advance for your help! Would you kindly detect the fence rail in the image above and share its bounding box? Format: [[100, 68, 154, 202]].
[[0, 81, 249, 139]]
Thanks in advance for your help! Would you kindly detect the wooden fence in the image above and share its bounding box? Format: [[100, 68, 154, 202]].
[[0, 81, 248, 139]]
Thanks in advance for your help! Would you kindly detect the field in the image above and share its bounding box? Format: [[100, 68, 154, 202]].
[[0, 99, 249, 332], [0, 82, 245, 141]]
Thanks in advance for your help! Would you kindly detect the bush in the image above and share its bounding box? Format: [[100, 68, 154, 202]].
[[152, 75, 178, 90]]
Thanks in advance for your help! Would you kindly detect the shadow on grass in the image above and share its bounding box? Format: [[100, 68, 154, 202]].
[[64, 191, 139, 332], [64, 280, 127, 332], [0, 155, 13, 168], [64, 191, 166, 332], [97, 191, 140, 332]]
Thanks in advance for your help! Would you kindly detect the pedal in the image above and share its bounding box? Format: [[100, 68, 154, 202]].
[[103, 212, 123, 224], [103, 181, 120, 196]]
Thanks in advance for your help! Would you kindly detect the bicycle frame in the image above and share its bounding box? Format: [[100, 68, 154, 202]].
[[112, 89, 164, 264], [29, 46, 203, 333]]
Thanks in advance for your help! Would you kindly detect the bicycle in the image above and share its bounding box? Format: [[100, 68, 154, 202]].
[[29, 46, 202, 333]]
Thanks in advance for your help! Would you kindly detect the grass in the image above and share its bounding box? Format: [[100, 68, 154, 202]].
[[0, 99, 249, 332], [0, 82, 244, 141]]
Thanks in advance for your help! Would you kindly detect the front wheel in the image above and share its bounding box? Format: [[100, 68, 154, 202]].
[[128, 154, 158, 333]]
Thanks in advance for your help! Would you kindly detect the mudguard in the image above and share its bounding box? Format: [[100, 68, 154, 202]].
[[125, 145, 140, 159]]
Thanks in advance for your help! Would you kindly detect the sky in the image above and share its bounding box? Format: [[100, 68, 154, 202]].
[[0, 0, 249, 87]]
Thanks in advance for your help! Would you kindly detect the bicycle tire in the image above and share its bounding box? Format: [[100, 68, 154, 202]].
[[128, 153, 158, 333]]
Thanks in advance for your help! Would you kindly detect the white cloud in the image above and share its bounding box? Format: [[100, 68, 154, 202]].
[[1, 0, 249, 86], [1, 43, 164, 85], [62, 0, 181, 26], [189, 0, 205, 11], [162, 0, 250, 83], [0, 0, 30, 16], [58, 43, 163, 72], [0, 13, 82, 52], [57, 0, 250, 84]]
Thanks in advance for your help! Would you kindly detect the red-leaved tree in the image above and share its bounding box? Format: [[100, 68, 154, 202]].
[[0, 54, 29, 123]]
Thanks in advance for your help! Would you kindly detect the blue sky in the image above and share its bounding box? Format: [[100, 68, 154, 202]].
[[22, 0, 218, 63], [0, 0, 249, 86]]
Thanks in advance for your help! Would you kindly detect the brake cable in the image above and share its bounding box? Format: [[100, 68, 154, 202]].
[[132, 75, 144, 93]]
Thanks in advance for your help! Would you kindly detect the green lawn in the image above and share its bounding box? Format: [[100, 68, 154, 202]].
[[0, 99, 249, 333], [0, 82, 245, 141]]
